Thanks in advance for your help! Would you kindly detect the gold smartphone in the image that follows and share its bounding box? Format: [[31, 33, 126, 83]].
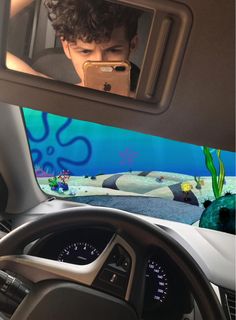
[[83, 61, 131, 96]]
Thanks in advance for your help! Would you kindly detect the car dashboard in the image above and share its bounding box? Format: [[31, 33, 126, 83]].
[[0, 199, 235, 320], [26, 226, 192, 320]]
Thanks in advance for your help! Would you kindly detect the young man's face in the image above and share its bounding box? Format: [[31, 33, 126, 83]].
[[61, 26, 137, 86]]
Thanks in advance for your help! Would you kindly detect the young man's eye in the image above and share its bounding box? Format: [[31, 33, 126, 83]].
[[79, 49, 92, 55], [108, 48, 122, 53]]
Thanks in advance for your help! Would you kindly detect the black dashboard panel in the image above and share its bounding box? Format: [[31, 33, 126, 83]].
[[28, 228, 192, 319], [143, 250, 192, 319], [29, 227, 114, 263]]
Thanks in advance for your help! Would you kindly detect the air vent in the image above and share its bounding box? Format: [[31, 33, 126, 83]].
[[220, 288, 235, 320], [226, 291, 236, 320]]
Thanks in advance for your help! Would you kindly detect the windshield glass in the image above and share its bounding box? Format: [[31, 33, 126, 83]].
[[22, 108, 236, 234]]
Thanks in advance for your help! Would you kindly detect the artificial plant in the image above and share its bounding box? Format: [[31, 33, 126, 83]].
[[203, 146, 225, 199]]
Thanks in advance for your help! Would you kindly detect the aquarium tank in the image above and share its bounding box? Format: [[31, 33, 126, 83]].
[[22, 108, 236, 231]]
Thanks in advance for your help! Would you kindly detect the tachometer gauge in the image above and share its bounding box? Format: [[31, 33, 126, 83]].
[[57, 242, 100, 265], [145, 258, 168, 306]]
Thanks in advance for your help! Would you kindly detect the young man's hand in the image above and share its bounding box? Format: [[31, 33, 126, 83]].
[[7, 0, 50, 78], [6, 52, 49, 78], [10, 0, 34, 17]]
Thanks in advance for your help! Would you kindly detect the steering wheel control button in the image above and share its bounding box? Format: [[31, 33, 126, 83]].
[[99, 269, 126, 288], [107, 245, 131, 273], [110, 253, 119, 264], [110, 273, 117, 284], [122, 258, 131, 271], [93, 245, 131, 298], [99, 269, 114, 282]]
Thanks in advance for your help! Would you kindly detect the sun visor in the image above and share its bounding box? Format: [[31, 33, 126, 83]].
[[0, 0, 234, 151]]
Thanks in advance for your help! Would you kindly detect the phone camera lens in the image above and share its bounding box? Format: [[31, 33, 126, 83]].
[[115, 66, 126, 72]]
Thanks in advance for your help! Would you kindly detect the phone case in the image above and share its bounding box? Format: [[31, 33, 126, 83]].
[[83, 61, 131, 96]]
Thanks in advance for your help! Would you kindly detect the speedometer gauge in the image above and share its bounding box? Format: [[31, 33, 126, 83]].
[[57, 242, 100, 265], [145, 258, 168, 306]]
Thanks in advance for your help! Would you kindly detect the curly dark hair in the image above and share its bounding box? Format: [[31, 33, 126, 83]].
[[44, 0, 142, 43]]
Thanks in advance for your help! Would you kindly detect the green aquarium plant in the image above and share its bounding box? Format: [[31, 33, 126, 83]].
[[194, 176, 204, 190], [203, 146, 225, 199]]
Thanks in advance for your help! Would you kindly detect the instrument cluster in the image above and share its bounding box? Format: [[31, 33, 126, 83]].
[[29, 228, 190, 318]]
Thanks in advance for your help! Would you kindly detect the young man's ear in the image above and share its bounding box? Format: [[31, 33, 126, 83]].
[[61, 39, 72, 60], [130, 35, 138, 52]]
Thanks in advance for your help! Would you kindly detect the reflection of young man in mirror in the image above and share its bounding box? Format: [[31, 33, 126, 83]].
[[7, 0, 142, 94]]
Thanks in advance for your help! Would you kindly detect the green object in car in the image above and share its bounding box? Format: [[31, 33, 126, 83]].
[[199, 194, 236, 234], [203, 146, 225, 199]]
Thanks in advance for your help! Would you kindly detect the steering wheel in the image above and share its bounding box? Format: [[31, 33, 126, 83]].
[[0, 207, 226, 320]]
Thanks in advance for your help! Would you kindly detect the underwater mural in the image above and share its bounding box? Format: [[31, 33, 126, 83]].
[[26, 111, 92, 175], [22, 108, 236, 232]]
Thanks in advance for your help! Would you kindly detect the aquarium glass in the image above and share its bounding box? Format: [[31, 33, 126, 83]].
[[22, 108, 236, 228]]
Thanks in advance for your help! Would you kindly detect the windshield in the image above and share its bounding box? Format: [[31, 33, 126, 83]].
[[22, 108, 236, 233]]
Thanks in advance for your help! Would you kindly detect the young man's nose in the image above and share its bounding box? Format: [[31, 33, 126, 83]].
[[92, 50, 105, 61]]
